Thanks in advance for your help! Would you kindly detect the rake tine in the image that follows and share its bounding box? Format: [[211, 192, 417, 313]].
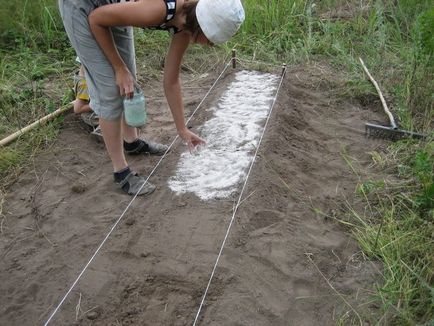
[[365, 123, 427, 141]]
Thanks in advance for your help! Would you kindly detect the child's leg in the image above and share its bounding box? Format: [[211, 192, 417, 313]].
[[73, 67, 92, 114], [79, 65, 85, 77], [73, 99, 92, 114]]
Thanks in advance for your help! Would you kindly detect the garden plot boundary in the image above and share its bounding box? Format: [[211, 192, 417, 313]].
[[44, 58, 286, 326]]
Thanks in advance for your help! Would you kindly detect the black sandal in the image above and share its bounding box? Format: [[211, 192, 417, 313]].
[[116, 172, 156, 196], [124, 139, 169, 156]]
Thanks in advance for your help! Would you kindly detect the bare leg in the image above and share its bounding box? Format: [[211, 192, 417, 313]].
[[79, 65, 86, 76], [99, 117, 156, 196], [99, 117, 128, 172], [73, 99, 92, 114], [121, 116, 139, 143], [121, 115, 169, 155]]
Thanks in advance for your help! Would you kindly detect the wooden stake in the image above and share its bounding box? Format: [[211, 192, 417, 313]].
[[281, 63, 287, 76], [0, 102, 73, 147], [232, 49, 236, 69]]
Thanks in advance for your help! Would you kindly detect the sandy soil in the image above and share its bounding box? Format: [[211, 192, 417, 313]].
[[0, 62, 386, 325]]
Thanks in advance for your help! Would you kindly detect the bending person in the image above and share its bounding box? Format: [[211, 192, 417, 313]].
[[58, 0, 245, 196]]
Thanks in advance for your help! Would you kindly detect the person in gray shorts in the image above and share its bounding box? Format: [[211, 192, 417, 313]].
[[58, 0, 245, 196]]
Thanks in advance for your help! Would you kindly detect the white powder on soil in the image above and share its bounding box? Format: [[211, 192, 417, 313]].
[[168, 70, 279, 200]]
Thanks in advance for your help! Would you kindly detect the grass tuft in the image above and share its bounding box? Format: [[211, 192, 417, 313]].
[[350, 140, 434, 324]]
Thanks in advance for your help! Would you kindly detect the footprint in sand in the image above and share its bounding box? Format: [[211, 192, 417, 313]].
[[249, 209, 284, 231]]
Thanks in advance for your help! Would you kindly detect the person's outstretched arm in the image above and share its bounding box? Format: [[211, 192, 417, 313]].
[[164, 32, 206, 151]]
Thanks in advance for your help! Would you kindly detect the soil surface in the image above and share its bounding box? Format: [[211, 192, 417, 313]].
[[0, 62, 386, 325]]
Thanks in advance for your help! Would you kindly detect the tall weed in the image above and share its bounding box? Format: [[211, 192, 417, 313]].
[[0, 0, 65, 50], [233, 0, 433, 132]]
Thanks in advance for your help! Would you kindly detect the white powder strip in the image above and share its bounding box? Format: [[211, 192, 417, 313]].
[[168, 70, 279, 200]]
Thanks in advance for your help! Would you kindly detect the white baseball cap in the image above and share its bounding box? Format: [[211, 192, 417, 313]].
[[196, 0, 245, 45]]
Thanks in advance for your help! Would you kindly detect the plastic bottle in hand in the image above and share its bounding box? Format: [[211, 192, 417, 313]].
[[124, 88, 147, 127]]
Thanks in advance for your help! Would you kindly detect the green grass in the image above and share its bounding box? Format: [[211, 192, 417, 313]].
[[0, 0, 65, 50], [0, 0, 73, 180], [0, 0, 433, 323], [232, 0, 433, 133], [353, 141, 434, 324]]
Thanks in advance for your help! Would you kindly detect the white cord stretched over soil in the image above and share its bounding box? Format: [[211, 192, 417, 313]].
[[192, 65, 287, 326], [43, 61, 231, 326]]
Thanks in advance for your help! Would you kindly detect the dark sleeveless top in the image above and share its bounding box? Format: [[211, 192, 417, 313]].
[[107, 0, 180, 34]]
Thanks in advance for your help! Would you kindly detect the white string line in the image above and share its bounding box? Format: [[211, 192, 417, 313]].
[[192, 66, 287, 326], [43, 61, 231, 326]]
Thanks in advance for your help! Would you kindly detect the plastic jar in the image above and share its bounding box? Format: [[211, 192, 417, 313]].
[[123, 88, 147, 127]]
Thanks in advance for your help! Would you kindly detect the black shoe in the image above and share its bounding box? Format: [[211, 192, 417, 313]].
[[124, 139, 169, 156], [116, 171, 156, 196]]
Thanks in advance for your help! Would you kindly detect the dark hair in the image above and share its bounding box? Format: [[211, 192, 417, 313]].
[[182, 0, 202, 35]]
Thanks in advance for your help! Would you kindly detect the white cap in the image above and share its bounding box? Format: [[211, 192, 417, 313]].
[[196, 0, 245, 45]]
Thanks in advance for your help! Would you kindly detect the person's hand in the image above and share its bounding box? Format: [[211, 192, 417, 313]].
[[178, 128, 206, 153], [115, 66, 135, 99]]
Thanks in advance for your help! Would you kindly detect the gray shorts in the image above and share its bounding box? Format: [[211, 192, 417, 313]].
[[59, 0, 136, 120]]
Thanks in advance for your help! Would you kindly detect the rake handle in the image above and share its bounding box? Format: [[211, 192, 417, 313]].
[[0, 102, 73, 147], [359, 57, 397, 129]]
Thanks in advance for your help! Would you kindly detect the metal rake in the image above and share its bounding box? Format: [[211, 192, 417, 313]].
[[360, 57, 428, 141]]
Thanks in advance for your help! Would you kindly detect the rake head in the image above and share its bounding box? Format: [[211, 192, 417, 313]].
[[365, 123, 427, 141]]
